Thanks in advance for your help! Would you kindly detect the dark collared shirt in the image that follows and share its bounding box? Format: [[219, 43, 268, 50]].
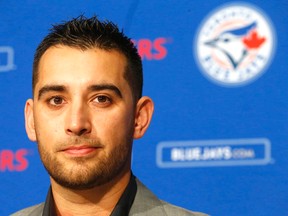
[[42, 175, 137, 216]]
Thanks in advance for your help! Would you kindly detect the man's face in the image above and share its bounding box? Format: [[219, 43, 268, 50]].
[[26, 46, 137, 189]]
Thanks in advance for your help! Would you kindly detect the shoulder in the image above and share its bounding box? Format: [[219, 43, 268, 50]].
[[10, 203, 44, 216], [160, 200, 208, 216], [130, 179, 208, 216]]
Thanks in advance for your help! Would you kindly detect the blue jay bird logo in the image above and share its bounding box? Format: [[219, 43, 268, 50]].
[[204, 22, 266, 70], [195, 4, 275, 86]]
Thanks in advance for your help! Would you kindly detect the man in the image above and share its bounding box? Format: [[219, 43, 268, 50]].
[[12, 16, 207, 216]]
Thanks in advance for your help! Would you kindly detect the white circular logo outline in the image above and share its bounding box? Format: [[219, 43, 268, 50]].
[[194, 2, 277, 87]]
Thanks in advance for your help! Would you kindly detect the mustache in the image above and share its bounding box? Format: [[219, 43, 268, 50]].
[[56, 137, 104, 151]]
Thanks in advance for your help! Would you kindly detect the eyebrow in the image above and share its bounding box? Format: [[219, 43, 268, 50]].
[[37, 84, 123, 100], [88, 84, 123, 98], [38, 85, 66, 100]]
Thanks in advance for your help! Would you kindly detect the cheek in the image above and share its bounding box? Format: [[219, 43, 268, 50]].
[[94, 109, 135, 139], [34, 112, 62, 142]]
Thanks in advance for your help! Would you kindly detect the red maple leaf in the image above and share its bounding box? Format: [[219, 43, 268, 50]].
[[242, 30, 266, 49]]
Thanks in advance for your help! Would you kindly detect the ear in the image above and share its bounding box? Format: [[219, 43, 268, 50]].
[[133, 96, 154, 139], [24, 99, 37, 142]]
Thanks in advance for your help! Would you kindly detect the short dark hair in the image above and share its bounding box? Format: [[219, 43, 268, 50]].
[[33, 15, 143, 100]]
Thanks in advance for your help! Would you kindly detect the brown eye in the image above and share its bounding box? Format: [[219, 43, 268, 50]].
[[93, 95, 112, 107], [96, 96, 109, 103], [49, 96, 64, 105]]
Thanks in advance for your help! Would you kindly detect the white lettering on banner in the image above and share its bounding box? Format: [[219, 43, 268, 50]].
[[170, 146, 256, 161], [156, 138, 271, 168], [0, 46, 16, 72], [171, 147, 233, 161]]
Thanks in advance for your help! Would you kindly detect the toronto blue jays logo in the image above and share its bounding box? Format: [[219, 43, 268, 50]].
[[195, 3, 276, 86]]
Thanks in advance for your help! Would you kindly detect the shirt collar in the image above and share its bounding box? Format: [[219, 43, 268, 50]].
[[42, 174, 137, 216]]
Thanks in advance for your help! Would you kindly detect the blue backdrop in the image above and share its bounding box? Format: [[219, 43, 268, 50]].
[[1, 1, 287, 215]]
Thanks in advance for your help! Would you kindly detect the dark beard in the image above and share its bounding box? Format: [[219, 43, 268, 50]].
[[37, 137, 132, 190]]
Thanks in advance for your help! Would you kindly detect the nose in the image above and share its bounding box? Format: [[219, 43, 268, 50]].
[[65, 102, 92, 136]]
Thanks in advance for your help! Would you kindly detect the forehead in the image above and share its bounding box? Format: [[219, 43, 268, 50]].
[[35, 46, 128, 91]]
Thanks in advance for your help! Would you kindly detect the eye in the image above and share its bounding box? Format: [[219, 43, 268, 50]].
[[48, 96, 64, 106], [93, 95, 111, 105]]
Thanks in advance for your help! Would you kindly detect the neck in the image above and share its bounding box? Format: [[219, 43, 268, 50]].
[[51, 171, 131, 216]]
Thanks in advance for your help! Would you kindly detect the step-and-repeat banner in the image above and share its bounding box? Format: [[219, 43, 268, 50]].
[[1, 1, 287, 215]]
